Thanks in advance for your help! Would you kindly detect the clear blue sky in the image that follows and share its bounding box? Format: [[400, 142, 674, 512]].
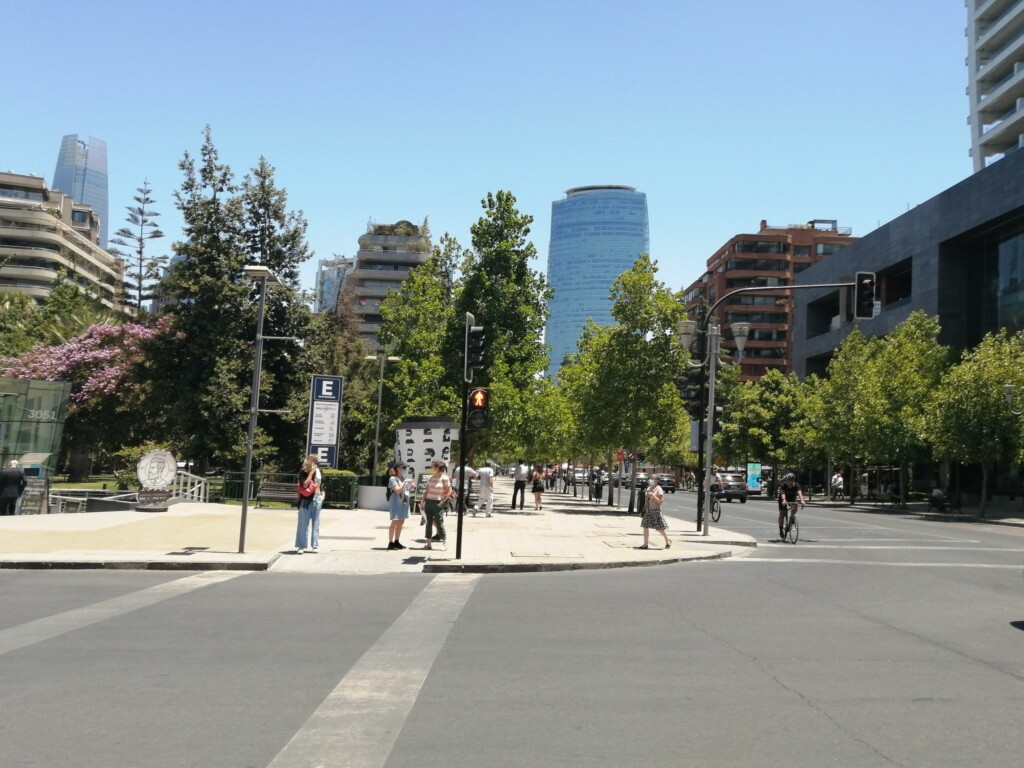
[[4, 0, 971, 295]]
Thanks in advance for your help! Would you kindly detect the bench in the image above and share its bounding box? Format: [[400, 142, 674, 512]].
[[256, 481, 299, 507]]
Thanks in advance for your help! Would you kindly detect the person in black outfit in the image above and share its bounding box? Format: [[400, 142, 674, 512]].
[[1, 460, 27, 516], [777, 473, 805, 539]]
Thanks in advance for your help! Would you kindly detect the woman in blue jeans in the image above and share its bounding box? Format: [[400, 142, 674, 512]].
[[295, 455, 322, 554]]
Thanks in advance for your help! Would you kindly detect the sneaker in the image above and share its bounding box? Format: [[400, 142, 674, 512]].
[[296, 548, 303, 555], [394, 542, 406, 550], [424, 542, 432, 550], [311, 547, 318, 553], [387, 542, 396, 550]]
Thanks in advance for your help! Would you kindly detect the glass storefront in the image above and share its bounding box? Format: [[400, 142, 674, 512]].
[[0, 377, 71, 477]]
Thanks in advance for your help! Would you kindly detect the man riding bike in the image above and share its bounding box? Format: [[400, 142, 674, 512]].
[[777, 473, 805, 540]]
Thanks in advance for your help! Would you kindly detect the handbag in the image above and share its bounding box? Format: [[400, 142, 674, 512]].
[[297, 480, 315, 499]]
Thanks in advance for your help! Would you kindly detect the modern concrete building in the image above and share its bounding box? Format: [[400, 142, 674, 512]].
[[0, 171, 124, 309], [791, 147, 1024, 377], [682, 220, 857, 381], [545, 185, 649, 379], [966, 0, 1024, 171], [314, 255, 354, 313], [51, 135, 109, 248], [345, 221, 429, 350]]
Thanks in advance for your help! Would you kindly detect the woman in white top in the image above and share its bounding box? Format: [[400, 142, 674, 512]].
[[421, 460, 451, 549], [638, 475, 671, 550]]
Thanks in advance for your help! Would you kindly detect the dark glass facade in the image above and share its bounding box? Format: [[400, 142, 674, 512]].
[[545, 185, 649, 379]]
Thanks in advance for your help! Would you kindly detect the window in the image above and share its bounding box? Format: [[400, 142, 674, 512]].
[[734, 241, 788, 254], [816, 243, 846, 257], [72, 210, 89, 223]]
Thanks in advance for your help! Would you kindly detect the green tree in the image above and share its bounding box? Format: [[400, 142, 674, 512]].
[[0, 293, 38, 357], [559, 256, 686, 505], [109, 180, 166, 311], [717, 368, 802, 469], [453, 191, 551, 393], [858, 311, 948, 502], [145, 126, 251, 471], [925, 329, 1024, 514]]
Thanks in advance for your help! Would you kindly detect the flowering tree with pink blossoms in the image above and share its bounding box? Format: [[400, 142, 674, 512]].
[[0, 319, 170, 480]]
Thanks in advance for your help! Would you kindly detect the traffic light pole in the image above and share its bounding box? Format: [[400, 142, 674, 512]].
[[689, 279, 864, 534], [455, 375, 469, 560]]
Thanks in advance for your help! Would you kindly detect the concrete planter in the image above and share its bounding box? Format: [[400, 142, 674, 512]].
[[357, 485, 389, 511]]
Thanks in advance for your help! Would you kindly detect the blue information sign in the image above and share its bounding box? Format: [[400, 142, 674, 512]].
[[306, 375, 344, 468]]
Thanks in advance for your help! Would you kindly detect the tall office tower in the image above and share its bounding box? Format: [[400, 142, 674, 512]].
[[682, 219, 857, 382], [52, 135, 109, 247], [966, 0, 1024, 171], [545, 185, 649, 379], [314, 255, 354, 313]]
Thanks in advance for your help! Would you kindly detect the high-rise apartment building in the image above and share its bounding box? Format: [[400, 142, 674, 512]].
[[0, 171, 124, 309], [682, 219, 856, 381], [966, 0, 1024, 171], [344, 221, 429, 350], [52, 135, 109, 247], [545, 185, 649, 379]]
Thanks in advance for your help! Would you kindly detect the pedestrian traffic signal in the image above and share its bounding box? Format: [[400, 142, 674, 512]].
[[467, 387, 489, 430], [854, 272, 876, 320], [464, 312, 486, 382]]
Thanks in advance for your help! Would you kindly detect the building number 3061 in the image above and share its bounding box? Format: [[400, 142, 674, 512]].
[[25, 409, 58, 421]]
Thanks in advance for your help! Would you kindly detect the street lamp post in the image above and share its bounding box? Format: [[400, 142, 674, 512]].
[[238, 265, 285, 554], [364, 353, 401, 486], [677, 317, 750, 536], [1003, 384, 1023, 416]]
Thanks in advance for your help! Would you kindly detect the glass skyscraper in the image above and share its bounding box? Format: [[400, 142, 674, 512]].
[[545, 185, 650, 379], [52, 135, 109, 248]]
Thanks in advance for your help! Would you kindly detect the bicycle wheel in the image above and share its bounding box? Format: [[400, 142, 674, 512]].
[[787, 513, 799, 543], [710, 496, 721, 523]]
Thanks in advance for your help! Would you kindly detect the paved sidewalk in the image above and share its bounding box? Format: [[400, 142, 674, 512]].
[[0, 478, 756, 573]]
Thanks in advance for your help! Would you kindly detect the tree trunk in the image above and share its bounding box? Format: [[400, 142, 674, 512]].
[[67, 446, 92, 483], [979, 463, 988, 517]]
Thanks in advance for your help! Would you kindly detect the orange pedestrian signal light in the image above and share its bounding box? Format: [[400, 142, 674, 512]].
[[467, 387, 490, 431]]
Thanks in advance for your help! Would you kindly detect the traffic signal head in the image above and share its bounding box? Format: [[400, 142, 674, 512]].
[[854, 272, 876, 320], [464, 313, 486, 382], [467, 387, 489, 431], [712, 405, 724, 433]]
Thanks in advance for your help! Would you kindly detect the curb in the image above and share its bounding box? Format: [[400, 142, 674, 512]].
[[0, 555, 280, 572], [423, 550, 732, 574]]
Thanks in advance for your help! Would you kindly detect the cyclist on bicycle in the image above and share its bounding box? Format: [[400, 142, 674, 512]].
[[777, 473, 805, 539]]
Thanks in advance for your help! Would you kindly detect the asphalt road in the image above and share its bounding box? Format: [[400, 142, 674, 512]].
[[2, 496, 1022, 767]]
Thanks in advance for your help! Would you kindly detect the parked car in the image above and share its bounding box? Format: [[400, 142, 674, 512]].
[[656, 474, 676, 493], [716, 472, 748, 503]]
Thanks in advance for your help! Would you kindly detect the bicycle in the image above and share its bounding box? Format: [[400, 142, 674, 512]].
[[781, 500, 803, 543], [710, 493, 722, 523]]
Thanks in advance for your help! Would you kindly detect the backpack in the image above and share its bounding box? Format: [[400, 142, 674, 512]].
[[385, 485, 393, 501]]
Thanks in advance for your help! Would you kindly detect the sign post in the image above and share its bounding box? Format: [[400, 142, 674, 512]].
[[307, 375, 344, 468]]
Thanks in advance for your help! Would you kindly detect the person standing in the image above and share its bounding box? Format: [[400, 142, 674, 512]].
[[830, 470, 844, 501], [295, 457, 320, 554], [511, 459, 529, 510], [531, 465, 545, 510], [474, 464, 495, 517], [638, 475, 671, 549], [1, 460, 27, 516], [421, 460, 451, 549], [386, 462, 409, 550]]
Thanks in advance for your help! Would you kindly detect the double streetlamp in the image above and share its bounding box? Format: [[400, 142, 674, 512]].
[[677, 315, 750, 536], [364, 353, 401, 486], [239, 265, 300, 554]]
